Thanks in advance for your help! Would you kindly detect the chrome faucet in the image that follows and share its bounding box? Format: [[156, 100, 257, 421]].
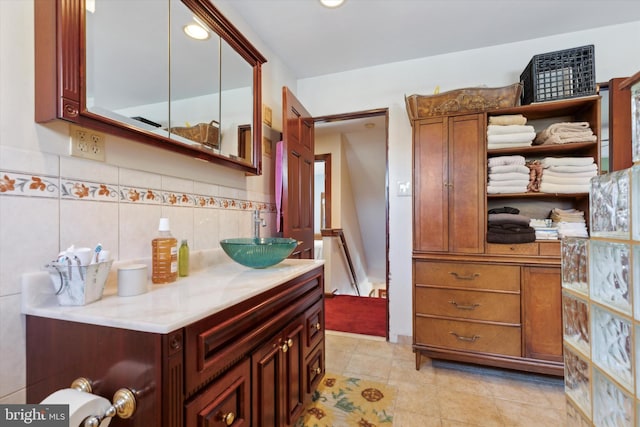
[[253, 209, 266, 238]]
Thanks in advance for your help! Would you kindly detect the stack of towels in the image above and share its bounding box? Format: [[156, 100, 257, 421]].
[[539, 157, 598, 194], [487, 155, 529, 194], [487, 114, 536, 150], [487, 207, 536, 244], [551, 208, 588, 238], [534, 122, 597, 145], [530, 218, 558, 240]]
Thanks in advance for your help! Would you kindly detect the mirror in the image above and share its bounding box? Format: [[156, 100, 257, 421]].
[[35, 0, 265, 174]]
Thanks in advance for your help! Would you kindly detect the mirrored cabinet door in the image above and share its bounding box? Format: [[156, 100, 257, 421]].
[[85, 1, 171, 135]]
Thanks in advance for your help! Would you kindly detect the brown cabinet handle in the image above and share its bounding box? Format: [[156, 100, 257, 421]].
[[448, 300, 480, 310], [220, 412, 235, 425], [449, 272, 480, 280], [450, 332, 480, 342]]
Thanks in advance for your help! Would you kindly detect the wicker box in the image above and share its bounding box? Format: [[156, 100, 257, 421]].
[[405, 83, 522, 120], [520, 45, 596, 105]]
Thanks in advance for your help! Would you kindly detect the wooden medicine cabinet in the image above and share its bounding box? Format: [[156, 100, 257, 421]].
[[35, 0, 266, 175]]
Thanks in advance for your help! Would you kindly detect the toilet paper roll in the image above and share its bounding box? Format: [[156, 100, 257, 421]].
[[41, 388, 112, 427]]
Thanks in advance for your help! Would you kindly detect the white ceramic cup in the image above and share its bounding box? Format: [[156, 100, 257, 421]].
[[73, 247, 93, 266], [117, 264, 148, 297]]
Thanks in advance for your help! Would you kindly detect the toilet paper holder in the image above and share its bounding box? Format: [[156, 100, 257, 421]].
[[71, 377, 137, 426]]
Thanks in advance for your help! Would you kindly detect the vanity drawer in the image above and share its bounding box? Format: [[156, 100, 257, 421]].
[[415, 287, 520, 323], [415, 317, 521, 356], [414, 261, 519, 291]]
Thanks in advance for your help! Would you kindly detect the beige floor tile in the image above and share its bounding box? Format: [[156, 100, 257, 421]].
[[393, 381, 441, 418], [325, 348, 352, 374], [393, 410, 442, 426], [355, 338, 395, 359], [435, 366, 495, 396], [344, 353, 392, 381], [392, 343, 416, 361], [483, 376, 552, 406], [494, 398, 566, 427], [437, 389, 504, 427], [441, 420, 485, 426], [388, 357, 438, 386]]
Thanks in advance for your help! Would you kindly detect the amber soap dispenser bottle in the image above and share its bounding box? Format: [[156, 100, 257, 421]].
[[152, 218, 178, 284]]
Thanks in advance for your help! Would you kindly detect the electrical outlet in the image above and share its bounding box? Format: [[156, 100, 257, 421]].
[[70, 126, 105, 161]]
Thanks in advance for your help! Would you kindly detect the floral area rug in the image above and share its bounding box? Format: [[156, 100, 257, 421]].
[[295, 374, 397, 427]]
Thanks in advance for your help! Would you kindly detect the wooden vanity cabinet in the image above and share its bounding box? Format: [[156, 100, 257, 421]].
[[410, 96, 600, 377], [26, 265, 325, 427]]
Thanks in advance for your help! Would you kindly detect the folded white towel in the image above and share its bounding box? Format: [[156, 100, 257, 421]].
[[488, 155, 526, 167], [488, 165, 531, 174], [487, 185, 528, 194], [487, 125, 536, 135], [488, 179, 530, 187], [541, 175, 594, 185], [543, 168, 599, 178], [488, 172, 530, 181], [539, 182, 590, 194], [488, 142, 533, 150], [487, 132, 536, 144], [489, 114, 527, 126], [546, 164, 598, 173], [541, 157, 595, 168]]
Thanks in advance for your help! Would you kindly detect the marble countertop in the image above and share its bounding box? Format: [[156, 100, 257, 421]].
[[22, 255, 324, 334]]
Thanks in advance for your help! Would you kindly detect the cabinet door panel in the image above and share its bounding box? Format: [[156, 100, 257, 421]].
[[414, 118, 448, 252], [251, 338, 283, 427], [449, 114, 485, 253], [282, 319, 305, 426], [523, 267, 563, 362], [185, 359, 250, 427]]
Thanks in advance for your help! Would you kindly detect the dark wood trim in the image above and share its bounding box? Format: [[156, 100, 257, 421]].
[[606, 78, 633, 171]]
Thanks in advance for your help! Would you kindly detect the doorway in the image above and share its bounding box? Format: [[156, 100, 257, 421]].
[[313, 108, 389, 338]]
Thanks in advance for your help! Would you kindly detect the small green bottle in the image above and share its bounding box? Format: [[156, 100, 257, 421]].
[[178, 240, 190, 277]]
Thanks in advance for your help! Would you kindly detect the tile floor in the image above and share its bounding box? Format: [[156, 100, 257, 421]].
[[325, 331, 567, 427]]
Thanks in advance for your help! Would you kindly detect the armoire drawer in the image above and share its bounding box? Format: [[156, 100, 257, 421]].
[[486, 242, 538, 256], [415, 287, 520, 323], [414, 261, 520, 291], [415, 317, 521, 356]]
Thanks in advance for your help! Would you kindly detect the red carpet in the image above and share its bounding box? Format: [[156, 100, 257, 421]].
[[324, 295, 387, 337]]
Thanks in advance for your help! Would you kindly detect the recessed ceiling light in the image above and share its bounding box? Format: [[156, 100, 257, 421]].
[[183, 18, 210, 41], [320, 0, 346, 8]]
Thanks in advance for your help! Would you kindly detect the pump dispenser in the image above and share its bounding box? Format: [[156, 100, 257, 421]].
[[152, 218, 178, 284]]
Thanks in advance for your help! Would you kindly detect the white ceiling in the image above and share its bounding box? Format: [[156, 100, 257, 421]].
[[218, 0, 640, 79]]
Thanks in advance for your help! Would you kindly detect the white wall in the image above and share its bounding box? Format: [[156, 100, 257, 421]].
[[297, 21, 640, 342]]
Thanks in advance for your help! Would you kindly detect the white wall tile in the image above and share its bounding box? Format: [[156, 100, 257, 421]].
[[0, 294, 25, 398], [60, 156, 118, 183], [0, 197, 59, 296], [60, 200, 119, 260], [161, 205, 194, 247], [0, 146, 59, 176], [194, 208, 220, 250], [119, 167, 162, 189], [119, 204, 161, 260]]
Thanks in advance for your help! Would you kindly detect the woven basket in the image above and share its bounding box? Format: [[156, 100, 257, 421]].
[[170, 120, 220, 149], [405, 83, 522, 120]]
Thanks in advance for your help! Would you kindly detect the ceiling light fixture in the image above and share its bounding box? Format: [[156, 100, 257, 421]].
[[320, 0, 346, 8], [183, 17, 210, 41]]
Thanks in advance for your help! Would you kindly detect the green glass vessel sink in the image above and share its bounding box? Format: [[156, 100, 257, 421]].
[[220, 237, 298, 269]]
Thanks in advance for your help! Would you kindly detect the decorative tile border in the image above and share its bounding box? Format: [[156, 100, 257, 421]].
[[0, 169, 274, 212]]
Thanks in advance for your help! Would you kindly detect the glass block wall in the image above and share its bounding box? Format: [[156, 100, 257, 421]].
[[562, 165, 640, 426]]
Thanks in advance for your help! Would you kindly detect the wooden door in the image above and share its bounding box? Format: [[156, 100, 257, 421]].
[[282, 87, 314, 259]]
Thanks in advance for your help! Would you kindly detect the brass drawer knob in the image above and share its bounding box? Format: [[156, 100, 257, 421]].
[[287, 338, 293, 347], [313, 367, 322, 375], [220, 412, 235, 425], [314, 322, 321, 331]]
